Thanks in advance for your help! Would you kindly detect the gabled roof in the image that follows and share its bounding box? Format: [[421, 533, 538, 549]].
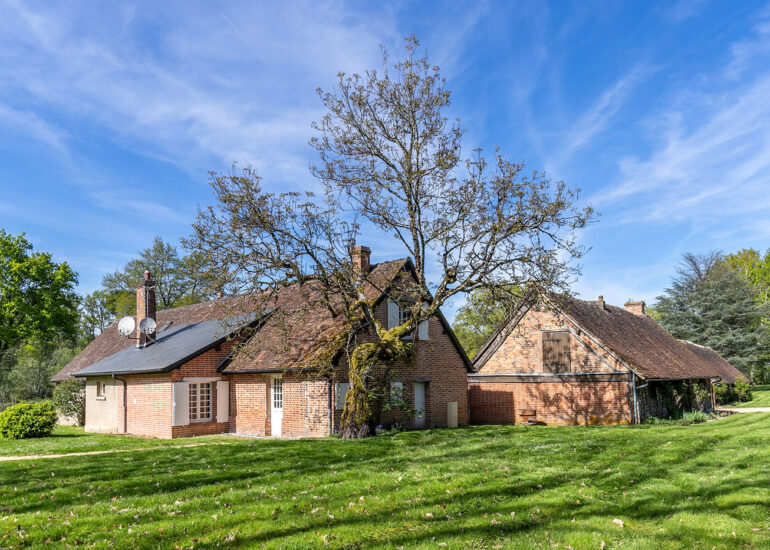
[[73, 314, 260, 377], [679, 340, 748, 384], [473, 293, 737, 382], [219, 258, 473, 373], [55, 257, 472, 380]]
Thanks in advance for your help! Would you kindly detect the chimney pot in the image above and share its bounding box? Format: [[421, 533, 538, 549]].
[[352, 245, 371, 275], [144, 270, 151, 281]]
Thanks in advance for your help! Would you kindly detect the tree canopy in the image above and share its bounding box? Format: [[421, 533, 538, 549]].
[[187, 37, 593, 437], [100, 236, 214, 318], [0, 230, 79, 360], [654, 252, 770, 382], [452, 289, 512, 359]]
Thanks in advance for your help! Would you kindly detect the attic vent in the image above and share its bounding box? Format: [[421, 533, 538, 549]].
[[159, 321, 173, 333]]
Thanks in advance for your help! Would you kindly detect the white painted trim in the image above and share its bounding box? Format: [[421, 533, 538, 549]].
[[183, 377, 222, 382]]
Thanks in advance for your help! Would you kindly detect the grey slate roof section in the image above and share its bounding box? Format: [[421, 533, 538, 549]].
[[73, 314, 259, 377]]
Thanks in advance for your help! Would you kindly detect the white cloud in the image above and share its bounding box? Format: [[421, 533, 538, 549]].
[[0, 1, 401, 187]]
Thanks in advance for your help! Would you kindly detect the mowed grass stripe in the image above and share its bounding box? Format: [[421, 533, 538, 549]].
[[0, 415, 768, 548]]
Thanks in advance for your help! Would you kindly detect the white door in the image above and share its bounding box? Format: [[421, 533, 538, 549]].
[[271, 376, 283, 437], [414, 382, 426, 428]]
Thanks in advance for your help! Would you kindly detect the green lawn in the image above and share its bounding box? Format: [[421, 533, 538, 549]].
[[0, 425, 231, 457], [1, 415, 769, 549], [732, 385, 770, 408]]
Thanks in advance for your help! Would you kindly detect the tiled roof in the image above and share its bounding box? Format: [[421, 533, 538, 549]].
[[473, 293, 742, 382], [679, 340, 747, 384], [220, 259, 410, 373], [52, 258, 467, 379]]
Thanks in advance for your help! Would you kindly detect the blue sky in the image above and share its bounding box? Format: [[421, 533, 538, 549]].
[[2, 0, 770, 320]]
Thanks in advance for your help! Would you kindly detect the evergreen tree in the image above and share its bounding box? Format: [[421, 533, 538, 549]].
[[655, 252, 770, 381]]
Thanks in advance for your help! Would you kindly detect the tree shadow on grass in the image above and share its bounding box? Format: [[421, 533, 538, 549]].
[[1, 418, 768, 548]]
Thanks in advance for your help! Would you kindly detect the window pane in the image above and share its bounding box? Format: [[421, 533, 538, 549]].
[[273, 378, 283, 409], [200, 383, 211, 420], [189, 383, 198, 420]]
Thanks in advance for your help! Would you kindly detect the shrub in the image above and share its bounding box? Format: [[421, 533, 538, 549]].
[[643, 410, 714, 426], [0, 401, 58, 439], [680, 410, 711, 424], [713, 383, 731, 405], [734, 379, 753, 402], [53, 379, 85, 425]]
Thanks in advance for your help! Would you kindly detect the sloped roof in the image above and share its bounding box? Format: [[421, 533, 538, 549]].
[[54, 257, 471, 380], [73, 315, 258, 377], [52, 296, 257, 381], [680, 340, 748, 384], [473, 293, 736, 381], [219, 258, 472, 373]]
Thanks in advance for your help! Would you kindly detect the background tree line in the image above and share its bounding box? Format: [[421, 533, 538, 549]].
[[0, 231, 213, 408]]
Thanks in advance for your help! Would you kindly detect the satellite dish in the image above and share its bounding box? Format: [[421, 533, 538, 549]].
[[139, 317, 157, 335], [117, 316, 136, 337]]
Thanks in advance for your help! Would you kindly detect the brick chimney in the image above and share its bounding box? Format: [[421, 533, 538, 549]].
[[351, 245, 371, 275], [624, 300, 646, 316], [596, 295, 605, 309], [136, 270, 156, 347]]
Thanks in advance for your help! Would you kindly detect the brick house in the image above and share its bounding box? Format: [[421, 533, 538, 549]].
[[468, 293, 745, 425], [52, 248, 471, 438]]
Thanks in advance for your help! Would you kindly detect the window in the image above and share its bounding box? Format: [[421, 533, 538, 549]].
[[272, 377, 283, 409], [387, 300, 429, 341], [335, 382, 350, 410], [390, 381, 404, 406], [189, 382, 212, 422], [95, 381, 106, 399], [542, 331, 570, 373]]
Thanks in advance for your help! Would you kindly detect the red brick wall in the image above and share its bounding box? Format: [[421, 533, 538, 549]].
[[114, 341, 236, 439], [229, 373, 268, 436], [479, 307, 625, 374], [332, 299, 469, 431], [119, 374, 173, 438], [471, 306, 634, 426], [469, 380, 633, 425], [228, 373, 331, 437]]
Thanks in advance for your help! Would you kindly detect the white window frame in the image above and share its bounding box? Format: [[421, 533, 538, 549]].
[[189, 381, 213, 423], [272, 377, 283, 410], [95, 381, 106, 400]]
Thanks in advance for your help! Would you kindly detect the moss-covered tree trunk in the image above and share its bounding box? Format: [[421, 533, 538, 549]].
[[339, 316, 413, 439]]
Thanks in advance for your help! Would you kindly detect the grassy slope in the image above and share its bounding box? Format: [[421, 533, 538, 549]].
[[733, 385, 770, 408], [0, 415, 768, 549], [0, 426, 230, 456]]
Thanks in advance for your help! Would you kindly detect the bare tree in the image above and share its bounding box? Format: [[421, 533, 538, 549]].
[[186, 36, 594, 438]]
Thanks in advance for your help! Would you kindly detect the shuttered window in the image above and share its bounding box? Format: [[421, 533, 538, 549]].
[[542, 331, 570, 373]]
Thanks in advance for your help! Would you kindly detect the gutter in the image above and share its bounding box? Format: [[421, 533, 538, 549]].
[[112, 374, 127, 434]]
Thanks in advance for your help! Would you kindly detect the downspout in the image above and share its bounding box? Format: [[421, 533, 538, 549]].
[[113, 374, 127, 434], [632, 372, 639, 425], [327, 377, 334, 436]]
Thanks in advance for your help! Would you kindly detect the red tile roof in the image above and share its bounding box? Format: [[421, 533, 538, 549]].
[[53, 258, 464, 380]]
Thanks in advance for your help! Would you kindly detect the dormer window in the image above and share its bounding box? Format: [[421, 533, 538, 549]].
[[387, 300, 429, 341]]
